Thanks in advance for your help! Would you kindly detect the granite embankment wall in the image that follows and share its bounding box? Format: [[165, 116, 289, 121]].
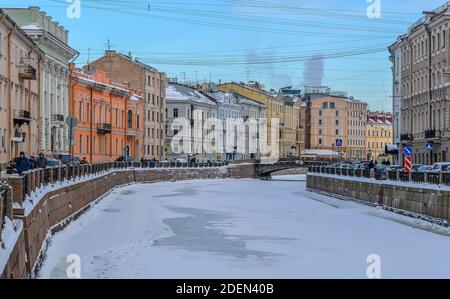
[[307, 173, 450, 223], [1, 164, 256, 279]]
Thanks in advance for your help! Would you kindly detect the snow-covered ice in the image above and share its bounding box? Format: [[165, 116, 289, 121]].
[[37, 175, 450, 279]]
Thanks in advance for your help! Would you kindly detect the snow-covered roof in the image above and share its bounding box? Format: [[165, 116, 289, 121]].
[[167, 83, 217, 106]]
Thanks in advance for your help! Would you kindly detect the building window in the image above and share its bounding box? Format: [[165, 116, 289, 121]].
[[330, 102, 335, 109], [336, 129, 339, 135], [319, 138, 322, 145], [322, 102, 328, 108], [128, 110, 133, 128], [336, 120, 339, 126], [79, 102, 83, 121], [319, 119, 322, 125]]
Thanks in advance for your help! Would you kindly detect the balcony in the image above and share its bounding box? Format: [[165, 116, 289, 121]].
[[126, 128, 138, 136], [400, 133, 413, 142], [425, 129, 439, 140], [13, 110, 31, 126], [51, 114, 64, 123], [18, 66, 37, 80], [97, 123, 112, 134]]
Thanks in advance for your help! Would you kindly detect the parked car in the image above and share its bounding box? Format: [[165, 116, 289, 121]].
[[374, 164, 390, 180], [388, 165, 403, 171], [115, 156, 132, 162], [411, 164, 423, 172], [47, 158, 63, 168], [430, 163, 450, 173], [58, 155, 80, 165], [417, 165, 432, 173], [175, 158, 187, 163]]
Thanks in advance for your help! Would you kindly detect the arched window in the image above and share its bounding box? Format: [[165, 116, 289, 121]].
[[128, 110, 133, 128]]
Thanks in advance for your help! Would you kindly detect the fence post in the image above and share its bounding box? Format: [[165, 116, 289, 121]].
[[30, 170, 36, 193], [439, 172, 443, 185], [408, 171, 412, 182], [396, 169, 400, 181], [49, 168, 54, 184], [58, 167, 62, 182], [370, 169, 375, 179], [424, 172, 428, 183], [35, 169, 40, 189]]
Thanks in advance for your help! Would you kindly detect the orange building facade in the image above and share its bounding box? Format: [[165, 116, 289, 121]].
[[70, 67, 144, 163]]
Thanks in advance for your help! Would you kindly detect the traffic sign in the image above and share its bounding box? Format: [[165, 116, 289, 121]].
[[66, 115, 78, 128], [336, 139, 343, 147], [403, 146, 413, 156], [404, 156, 413, 173], [426, 143, 433, 151]]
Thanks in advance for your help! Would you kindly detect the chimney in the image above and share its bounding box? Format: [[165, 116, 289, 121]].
[[128, 51, 132, 59]]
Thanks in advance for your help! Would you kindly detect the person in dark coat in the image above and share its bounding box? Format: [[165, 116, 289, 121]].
[[80, 157, 88, 165], [29, 155, 36, 169], [16, 152, 30, 175], [35, 153, 48, 169]]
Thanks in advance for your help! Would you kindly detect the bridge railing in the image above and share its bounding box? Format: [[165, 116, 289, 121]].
[[309, 165, 449, 186]]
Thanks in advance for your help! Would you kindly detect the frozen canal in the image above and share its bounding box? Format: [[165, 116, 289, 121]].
[[38, 175, 450, 279]]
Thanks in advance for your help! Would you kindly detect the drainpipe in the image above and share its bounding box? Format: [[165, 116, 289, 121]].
[[6, 24, 14, 160], [425, 24, 433, 164], [89, 83, 93, 162]]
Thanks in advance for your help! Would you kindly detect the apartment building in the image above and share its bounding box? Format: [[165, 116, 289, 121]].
[[366, 112, 393, 162], [389, 3, 450, 164], [218, 82, 294, 159], [305, 92, 368, 159], [166, 83, 217, 162], [347, 100, 368, 160], [4, 7, 78, 157], [70, 67, 144, 162], [88, 51, 166, 161], [0, 9, 43, 167]]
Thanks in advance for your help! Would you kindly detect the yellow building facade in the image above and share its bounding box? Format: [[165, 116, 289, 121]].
[[365, 112, 393, 162]]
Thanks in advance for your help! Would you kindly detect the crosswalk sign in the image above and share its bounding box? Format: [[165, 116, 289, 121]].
[[426, 143, 433, 151], [336, 139, 343, 147]]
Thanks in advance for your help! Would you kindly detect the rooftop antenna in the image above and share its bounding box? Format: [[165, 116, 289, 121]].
[[245, 68, 251, 83], [105, 38, 113, 52], [87, 47, 91, 71]]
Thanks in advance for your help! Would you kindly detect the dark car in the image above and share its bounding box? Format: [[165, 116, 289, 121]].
[[374, 164, 389, 180], [115, 156, 132, 162], [58, 155, 80, 165]]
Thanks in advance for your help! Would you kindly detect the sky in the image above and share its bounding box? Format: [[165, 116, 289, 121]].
[[1, 0, 449, 112]]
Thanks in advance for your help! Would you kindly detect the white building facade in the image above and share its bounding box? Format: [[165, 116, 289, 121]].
[[166, 83, 218, 162]]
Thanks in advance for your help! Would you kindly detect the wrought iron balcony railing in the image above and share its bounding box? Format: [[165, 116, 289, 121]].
[[97, 123, 112, 134]]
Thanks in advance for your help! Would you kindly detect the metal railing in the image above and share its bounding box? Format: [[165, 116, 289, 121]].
[[0, 186, 6, 230], [308, 165, 450, 186], [13, 160, 233, 201]]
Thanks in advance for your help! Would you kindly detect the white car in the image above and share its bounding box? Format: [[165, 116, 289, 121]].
[[430, 163, 450, 173]]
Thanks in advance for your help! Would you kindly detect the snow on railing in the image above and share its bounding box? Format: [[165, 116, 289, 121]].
[[308, 165, 450, 186]]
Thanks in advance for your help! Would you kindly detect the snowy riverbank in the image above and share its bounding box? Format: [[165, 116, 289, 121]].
[[38, 175, 450, 279]]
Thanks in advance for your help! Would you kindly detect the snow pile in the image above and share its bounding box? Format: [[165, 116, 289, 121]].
[[0, 217, 23, 275]]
